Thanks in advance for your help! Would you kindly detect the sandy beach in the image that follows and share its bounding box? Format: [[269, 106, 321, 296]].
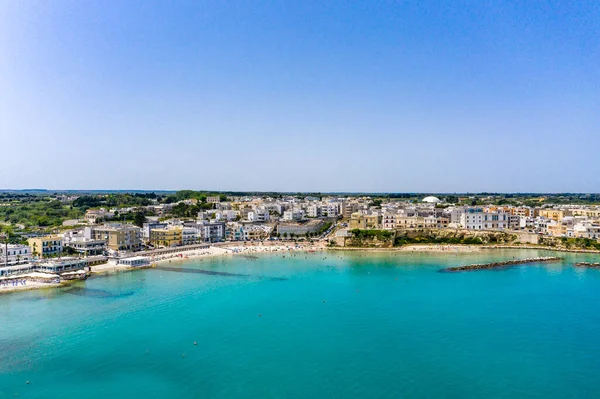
[[151, 241, 325, 265], [0, 272, 62, 294], [398, 244, 483, 252]]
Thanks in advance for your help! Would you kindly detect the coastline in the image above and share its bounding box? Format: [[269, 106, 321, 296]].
[[2, 241, 597, 295], [328, 244, 600, 254]]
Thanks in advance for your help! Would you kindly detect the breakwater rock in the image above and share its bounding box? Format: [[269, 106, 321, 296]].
[[574, 262, 600, 268], [442, 256, 562, 272]]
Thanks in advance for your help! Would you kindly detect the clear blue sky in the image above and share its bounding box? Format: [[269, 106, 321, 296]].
[[1, 1, 599, 192]]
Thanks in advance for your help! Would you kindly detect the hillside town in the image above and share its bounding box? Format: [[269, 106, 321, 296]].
[[2, 192, 600, 279]]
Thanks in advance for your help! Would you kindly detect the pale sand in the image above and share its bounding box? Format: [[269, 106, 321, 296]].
[[90, 264, 132, 274], [398, 244, 483, 253], [0, 272, 61, 294], [152, 241, 325, 265]]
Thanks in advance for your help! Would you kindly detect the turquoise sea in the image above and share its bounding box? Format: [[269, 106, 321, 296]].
[[2, 249, 600, 398]]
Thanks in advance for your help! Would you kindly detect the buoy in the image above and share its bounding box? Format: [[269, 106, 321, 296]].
[[194, 342, 197, 346], [26, 381, 30, 385]]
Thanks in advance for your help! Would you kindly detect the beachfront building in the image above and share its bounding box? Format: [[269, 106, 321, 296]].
[[117, 256, 150, 267], [203, 222, 226, 242], [37, 257, 89, 273], [0, 244, 31, 266], [150, 227, 183, 247], [278, 219, 325, 237], [92, 224, 142, 252], [142, 222, 168, 240], [241, 225, 272, 241], [27, 236, 63, 258], [65, 238, 107, 256], [573, 222, 600, 239], [349, 213, 380, 229], [182, 227, 199, 245], [458, 208, 510, 230]]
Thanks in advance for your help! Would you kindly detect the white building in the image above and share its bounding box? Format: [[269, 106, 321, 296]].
[[182, 227, 200, 245], [307, 204, 321, 218], [248, 208, 270, 223], [573, 222, 600, 239], [282, 209, 305, 222], [459, 208, 510, 230], [0, 244, 31, 266]]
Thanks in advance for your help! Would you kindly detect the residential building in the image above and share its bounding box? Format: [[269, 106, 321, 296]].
[[459, 208, 510, 230], [282, 209, 305, 222], [0, 244, 31, 265], [142, 222, 168, 240], [65, 239, 107, 256], [27, 236, 63, 257], [538, 209, 565, 222], [307, 204, 321, 218], [202, 222, 226, 242], [206, 196, 221, 204], [278, 220, 325, 236], [92, 224, 142, 251], [349, 213, 379, 229], [573, 222, 600, 239], [150, 227, 183, 247], [84, 209, 114, 224], [248, 208, 270, 223]]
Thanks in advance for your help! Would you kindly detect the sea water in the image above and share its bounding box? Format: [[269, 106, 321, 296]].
[[2, 249, 600, 398]]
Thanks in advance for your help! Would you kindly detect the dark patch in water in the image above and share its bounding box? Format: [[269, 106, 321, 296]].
[[154, 266, 287, 281], [63, 287, 136, 299], [438, 265, 516, 273]]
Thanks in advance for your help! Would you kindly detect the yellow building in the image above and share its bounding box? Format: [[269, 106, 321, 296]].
[[349, 213, 379, 229], [538, 209, 565, 221], [27, 235, 63, 258], [569, 208, 600, 219], [547, 223, 569, 237], [93, 224, 142, 251], [150, 227, 183, 248]]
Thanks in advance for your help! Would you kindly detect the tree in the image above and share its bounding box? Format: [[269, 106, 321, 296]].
[[133, 212, 147, 227]]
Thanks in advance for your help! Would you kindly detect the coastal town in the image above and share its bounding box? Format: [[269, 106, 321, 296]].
[[2, 191, 600, 290]]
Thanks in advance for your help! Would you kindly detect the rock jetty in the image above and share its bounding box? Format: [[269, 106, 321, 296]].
[[442, 256, 562, 272], [574, 262, 600, 268]]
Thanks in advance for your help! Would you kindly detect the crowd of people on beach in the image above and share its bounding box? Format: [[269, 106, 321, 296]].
[[0, 279, 27, 288]]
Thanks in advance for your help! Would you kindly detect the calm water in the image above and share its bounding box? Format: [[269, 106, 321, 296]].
[[2, 249, 600, 398]]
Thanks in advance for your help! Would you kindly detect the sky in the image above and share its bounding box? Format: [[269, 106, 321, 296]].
[[1, 1, 599, 193]]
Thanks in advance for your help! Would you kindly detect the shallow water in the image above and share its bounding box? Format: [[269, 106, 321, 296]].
[[2, 249, 600, 398]]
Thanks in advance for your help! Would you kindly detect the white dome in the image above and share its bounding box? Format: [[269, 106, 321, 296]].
[[422, 196, 441, 203]]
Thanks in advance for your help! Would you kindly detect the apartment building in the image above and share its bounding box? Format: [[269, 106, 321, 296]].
[[538, 209, 565, 222], [459, 208, 509, 230], [27, 235, 63, 257], [349, 213, 379, 229], [92, 224, 142, 251], [248, 208, 270, 222], [202, 222, 226, 242], [150, 227, 183, 247], [0, 244, 31, 265]]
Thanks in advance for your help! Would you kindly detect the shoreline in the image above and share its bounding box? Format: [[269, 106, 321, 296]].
[[327, 244, 600, 254], [2, 242, 597, 295]]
